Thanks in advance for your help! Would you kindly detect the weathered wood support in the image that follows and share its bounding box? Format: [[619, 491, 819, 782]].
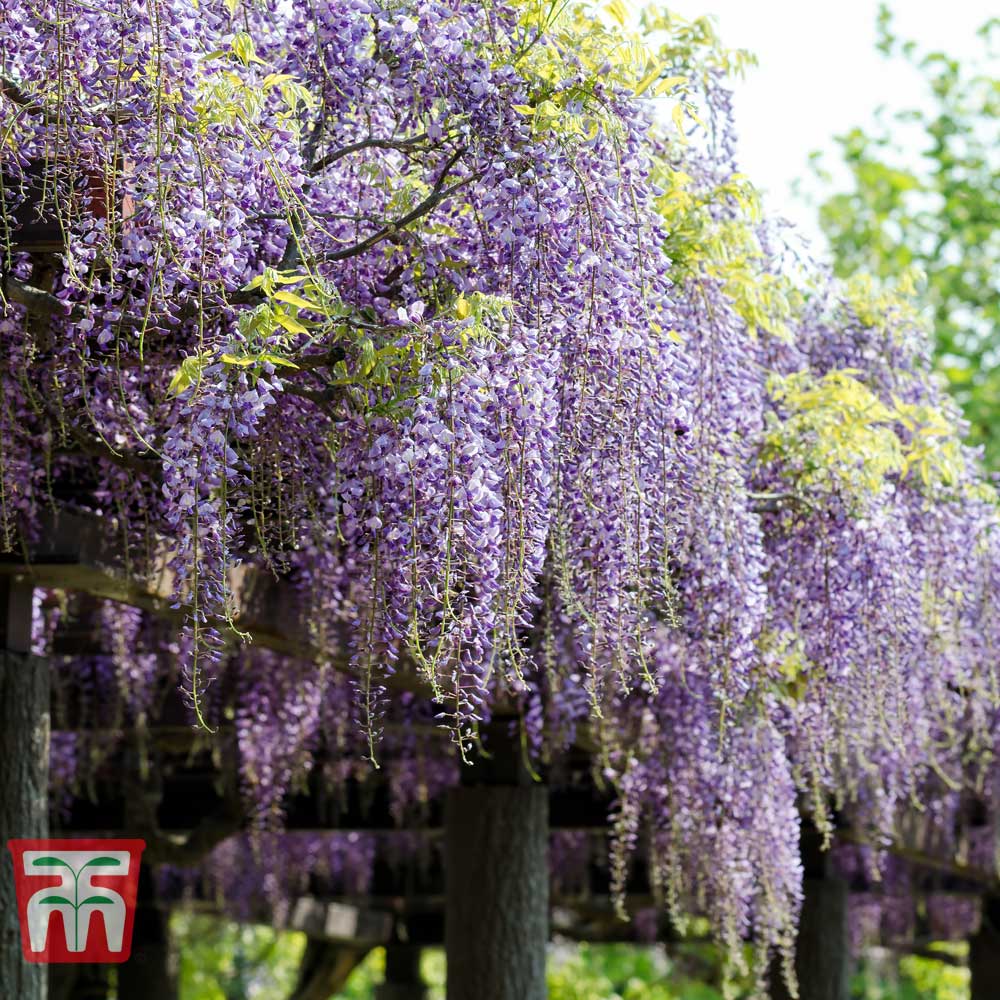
[[445, 721, 548, 1000], [286, 939, 370, 1000], [376, 945, 426, 1000], [970, 896, 1000, 1000], [1, 578, 48, 1000], [282, 897, 394, 944], [772, 829, 850, 1000]]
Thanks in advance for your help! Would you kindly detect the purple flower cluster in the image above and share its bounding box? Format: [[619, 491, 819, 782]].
[[4, 0, 1000, 975]]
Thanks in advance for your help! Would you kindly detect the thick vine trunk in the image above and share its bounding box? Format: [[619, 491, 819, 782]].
[[116, 868, 177, 1000], [375, 945, 426, 1000], [445, 723, 548, 1000], [771, 830, 849, 1000], [49, 964, 111, 1000], [1, 579, 48, 1000], [970, 896, 1000, 1000]]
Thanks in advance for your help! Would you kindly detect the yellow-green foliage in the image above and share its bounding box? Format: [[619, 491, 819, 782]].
[[655, 167, 801, 341], [762, 368, 968, 501], [511, 2, 752, 145], [193, 34, 313, 132], [512, 4, 794, 344], [757, 628, 813, 704], [841, 267, 926, 334], [898, 946, 969, 1000]]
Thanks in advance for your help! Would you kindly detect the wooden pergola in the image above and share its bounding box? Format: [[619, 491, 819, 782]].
[[4, 509, 1000, 1000]]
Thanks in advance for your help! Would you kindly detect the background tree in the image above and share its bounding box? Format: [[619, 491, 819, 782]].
[[807, 7, 1000, 463]]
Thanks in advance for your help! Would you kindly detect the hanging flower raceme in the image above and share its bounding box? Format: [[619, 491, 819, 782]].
[[5, 0, 1000, 987]]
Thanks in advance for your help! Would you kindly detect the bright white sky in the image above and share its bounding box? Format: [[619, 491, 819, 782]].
[[648, 0, 996, 257]]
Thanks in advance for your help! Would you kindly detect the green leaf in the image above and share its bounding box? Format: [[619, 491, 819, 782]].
[[672, 102, 686, 133], [80, 857, 122, 868], [273, 290, 324, 311], [232, 31, 265, 67], [634, 66, 661, 96], [605, 0, 628, 26], [262, 73, 294, 91], [655, 75, 687, 96], [37, 895, 72, 906], [222, 352, 300, 370], [241, 273, 270, 293], [80, 896, 115, 906], [512, 105, 535, 115], [31, 857, 72, 869], [273, 310, 309, 335], [220, 353, 257, 367], [168, 354, 209, 397], [257, 352, 299, 369]]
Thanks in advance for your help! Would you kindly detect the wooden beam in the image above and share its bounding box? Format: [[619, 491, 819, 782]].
[[0, 509, 307, 656], [53, 768, 612, 841], [283, 898, 394, 945], [1, 508, 429, 694], [174, 893, 676, 947]]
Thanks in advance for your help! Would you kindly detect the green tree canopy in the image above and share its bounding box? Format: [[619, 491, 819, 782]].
[[809, 7, 1000, 463]]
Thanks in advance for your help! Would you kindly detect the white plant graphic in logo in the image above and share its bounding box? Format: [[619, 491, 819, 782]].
[[21, 850, 132, 953]]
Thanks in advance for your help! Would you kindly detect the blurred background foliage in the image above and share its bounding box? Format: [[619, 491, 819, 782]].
[[807, 6, 999, 465], [169, 913, 968, 999]]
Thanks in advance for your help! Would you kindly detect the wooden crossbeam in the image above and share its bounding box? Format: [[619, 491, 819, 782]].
[[285, 897, 395, 944], [0, 508, 428, 693], [53, 775, 614, 837]]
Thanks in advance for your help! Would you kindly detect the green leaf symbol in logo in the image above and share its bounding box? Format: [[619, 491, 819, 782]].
[[30, 854, 124, 950]]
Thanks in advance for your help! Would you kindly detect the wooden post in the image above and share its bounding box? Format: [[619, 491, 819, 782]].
[[771, 828, 850, 1000], [1, 577, 48, 1000], [375, 945, 427, 1000], [445, 720, 548, 1000], [970, 896, 1000, 1000], [116, 867, 177, 1000]]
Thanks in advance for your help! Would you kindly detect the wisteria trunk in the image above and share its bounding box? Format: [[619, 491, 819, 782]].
[[116, 869, 177, 1000], [48, 965, 111, 1000], [772, 873, 850, 1000], [1, 579, 48, 1000], [970, 896, 1000, 1000], [445, 725, 548, 1000], [375, 945, 427, 1000]]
